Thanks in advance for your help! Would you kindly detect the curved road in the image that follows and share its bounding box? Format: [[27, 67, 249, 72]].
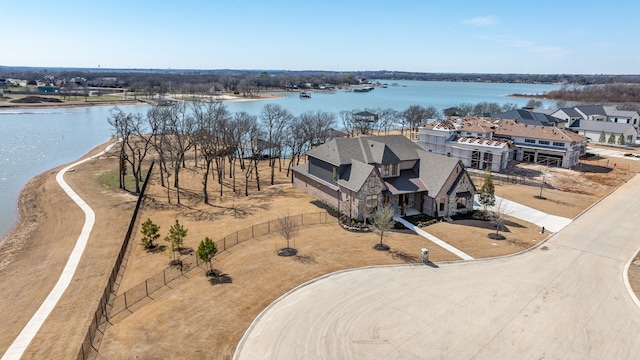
[[1, 142, 117, 360], [236, 175, 640, 359]]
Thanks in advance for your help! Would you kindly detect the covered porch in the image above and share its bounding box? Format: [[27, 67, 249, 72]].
[[383, 169, 427, 216]]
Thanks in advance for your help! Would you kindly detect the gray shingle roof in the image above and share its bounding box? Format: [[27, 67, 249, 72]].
[[575, 105, 606, 116], [337, 160, 375, 192], [556, 108, 582, 118], [417, 150, 461, 196], [569, 119, 635, 133], [384, 169, 427, 195], [306, 135, 423, 166], [493, 109, 565, 126]]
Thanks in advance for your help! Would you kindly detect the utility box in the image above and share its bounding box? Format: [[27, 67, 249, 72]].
[[421, 248, 429, 264]]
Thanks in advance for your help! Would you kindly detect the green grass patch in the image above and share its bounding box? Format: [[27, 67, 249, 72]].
[[99, 168, 148, 191]]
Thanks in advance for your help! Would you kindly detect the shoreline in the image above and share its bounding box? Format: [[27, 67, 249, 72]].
[[0, 92, 285, 111]]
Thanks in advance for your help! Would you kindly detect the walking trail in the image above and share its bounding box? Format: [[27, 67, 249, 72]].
[[1, 142, 117, 360]]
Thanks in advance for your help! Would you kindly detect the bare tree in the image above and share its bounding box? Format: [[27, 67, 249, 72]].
[[377, 108, 400, 135], [456, 102, 474, 117], [108, 107, 155, 194], [108, 107, 132, 191], [371, 204, 395, 251], [488, 199, 510, 240], [157, 102, 197, 204], [234, 111, 262, 196], [193, 101, 231, 203], [402, 105, 435, 133], [277, 214, 298, 256], [339, 110, 356, 137], [260, 104, 293, 185], [472, 102, 503, 116]]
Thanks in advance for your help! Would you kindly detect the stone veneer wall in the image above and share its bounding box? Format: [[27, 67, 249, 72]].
[[352, 173, 386, 219], [446, 172, 477, 216]]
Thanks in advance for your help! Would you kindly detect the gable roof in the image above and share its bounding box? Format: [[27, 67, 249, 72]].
[[575, 105, 606, 116], [417, 150, 462, 196], [569, 119, 637, 134], [554, 108, 582, 118], [306, 135, 423, 166], [336, 160, 375, 192]]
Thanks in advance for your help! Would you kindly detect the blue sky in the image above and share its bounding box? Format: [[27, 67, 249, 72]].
[[2, 0, 639, 74]]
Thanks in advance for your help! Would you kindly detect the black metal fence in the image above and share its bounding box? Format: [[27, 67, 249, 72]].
[[106, 212, 329, 319], [76, 161, 155, 360], [76, 201, 328, 359]]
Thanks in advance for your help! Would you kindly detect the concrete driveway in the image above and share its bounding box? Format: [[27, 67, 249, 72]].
[[474, 195, 572, 233], [235, 175, 640, 359]]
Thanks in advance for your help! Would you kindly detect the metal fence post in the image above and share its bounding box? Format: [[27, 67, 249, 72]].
[[145, 280, 148, 297], [163, 269, 166, 285]]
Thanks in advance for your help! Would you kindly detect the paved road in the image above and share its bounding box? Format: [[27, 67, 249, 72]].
[[235, 175, 640, 359], [1, 142, 117, 360]]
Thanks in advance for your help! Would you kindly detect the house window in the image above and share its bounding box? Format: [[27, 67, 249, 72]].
[[382, 164, 390, 176], [553, 142, 564, 147], [439, 201, 445, 212], [366, 194, 378, 211], [391, 164, 398, 176], [333, 167, 338, 182], [539, 140, 550, 145], [524, 139, 535, 144], [456, 197, 467, 209], [368, 176, 376, 188], [628, 135, 634, 143]]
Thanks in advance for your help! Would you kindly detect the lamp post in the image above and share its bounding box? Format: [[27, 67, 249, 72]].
[[539, 173, 546, 199]]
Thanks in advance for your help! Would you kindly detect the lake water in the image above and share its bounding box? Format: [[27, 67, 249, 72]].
[[224, 80, 561, 116], [0, 81, 561, 240]]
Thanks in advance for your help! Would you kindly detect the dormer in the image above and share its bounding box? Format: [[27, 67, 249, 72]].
[[380, 163, 399, 178]]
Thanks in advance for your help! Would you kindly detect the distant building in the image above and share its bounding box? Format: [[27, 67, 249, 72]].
[[492, 109, 567, 128], [414, 117, 512, 172], [37, 86, 60, 94], [414, 117, 587, 171], [551, 105, 640, 130], [568, 119, 637, 145]]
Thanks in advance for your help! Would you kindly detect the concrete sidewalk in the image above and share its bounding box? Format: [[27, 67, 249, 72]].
[[393, 215, 473, 260], [474, 195, 572, 233]]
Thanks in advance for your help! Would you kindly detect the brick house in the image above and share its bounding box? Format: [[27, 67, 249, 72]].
[[292, 135, 476, 218]]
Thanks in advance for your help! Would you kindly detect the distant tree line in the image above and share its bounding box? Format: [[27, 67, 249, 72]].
[[527, 84, 640, 108], [4, 66, 640, 96]]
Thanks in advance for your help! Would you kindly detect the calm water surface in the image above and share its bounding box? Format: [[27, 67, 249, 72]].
[[0, 81, 561, 240]]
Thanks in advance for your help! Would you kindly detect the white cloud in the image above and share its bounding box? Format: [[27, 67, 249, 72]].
[[462, 16, 497, 26], [476, 35, 569, 59], [596, 42, 621, 49]]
